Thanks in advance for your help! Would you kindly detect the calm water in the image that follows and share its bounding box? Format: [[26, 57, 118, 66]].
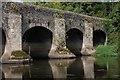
[[0, 56, 120, 79]]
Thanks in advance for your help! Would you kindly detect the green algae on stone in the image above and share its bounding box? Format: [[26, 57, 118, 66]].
[[56, 47, 72, 55], [11, 50, 31, 59]]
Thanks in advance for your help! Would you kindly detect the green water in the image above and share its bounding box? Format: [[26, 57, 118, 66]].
[[0, 56, 120, 79]]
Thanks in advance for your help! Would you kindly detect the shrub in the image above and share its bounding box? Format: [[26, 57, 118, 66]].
[[94, 45, 118, 57]]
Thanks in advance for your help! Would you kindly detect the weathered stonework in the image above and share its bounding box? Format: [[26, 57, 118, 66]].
[[0, 2, 107, 62], [54, 18, 66, 49], [1, 13, 22, 62], [0, 2, 2, 58], [81, 21, 95, 55]]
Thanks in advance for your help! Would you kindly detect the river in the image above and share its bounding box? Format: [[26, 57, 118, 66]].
[[0, 56, 120, 79]]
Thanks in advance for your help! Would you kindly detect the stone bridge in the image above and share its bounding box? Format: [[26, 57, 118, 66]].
[[0, 2, 107, 61]]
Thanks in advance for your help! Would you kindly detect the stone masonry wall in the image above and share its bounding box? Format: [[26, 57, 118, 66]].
[[0, 2, 106, 61]]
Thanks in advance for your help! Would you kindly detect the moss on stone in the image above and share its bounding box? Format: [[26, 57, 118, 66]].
[[11, 50, 31, 59], [10, 3, 20, 12], [55, 12, 64, 18], [56, 47, 72, 55]]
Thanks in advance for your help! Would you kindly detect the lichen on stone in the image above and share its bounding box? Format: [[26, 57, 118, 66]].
[[54, 12, 64, 18], [10, 3, 20, 12]]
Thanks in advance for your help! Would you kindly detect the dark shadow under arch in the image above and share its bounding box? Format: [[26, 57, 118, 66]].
[[22, 26, 53, 59], [66, 28, 83, 56], [93, 30, 106, 47], [0, 28, 6, 57]]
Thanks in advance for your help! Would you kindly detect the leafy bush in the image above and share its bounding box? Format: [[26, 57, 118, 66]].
[[94, 45, 118, 57]]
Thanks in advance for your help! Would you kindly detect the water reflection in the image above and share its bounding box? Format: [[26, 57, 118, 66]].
[[49, 59, 75, 78], [81, 57, 95, 78], [94, 62, 107, 78], [118, 33, 120, 78], [0, 64, 29, 79], [118, 57, 120, 78], [1, 56, 120, 79], [27, 60, 53, 78], [67, 57, 84, 79]]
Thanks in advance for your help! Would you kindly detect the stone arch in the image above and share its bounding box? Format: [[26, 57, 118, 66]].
[[66, 27, 84, 34], [22, 23, 53, 36], [22, 26, 53, 59], [93, 30, 106, 47], [0, 28, 6, 57], [66, 28, 83, 56]]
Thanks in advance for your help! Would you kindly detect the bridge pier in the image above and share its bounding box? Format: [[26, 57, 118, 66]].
[[49, 18, 75, 58], [0, 13, 22, 63], [81, 21, 95, 55]]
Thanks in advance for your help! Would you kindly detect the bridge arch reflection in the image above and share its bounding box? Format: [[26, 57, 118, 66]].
[[1, 57, 114, 79]]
